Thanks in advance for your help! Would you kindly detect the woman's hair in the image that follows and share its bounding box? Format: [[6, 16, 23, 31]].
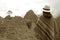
[[43, 11, 52, 19]]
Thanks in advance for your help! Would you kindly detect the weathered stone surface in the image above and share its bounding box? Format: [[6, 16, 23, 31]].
[[0, 15, 38, 40], [24, 10, 38, 23], [0, 10, 59, 40]]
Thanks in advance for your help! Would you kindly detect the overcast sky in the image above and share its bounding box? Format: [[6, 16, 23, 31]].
[[0, 0, 60, 18]]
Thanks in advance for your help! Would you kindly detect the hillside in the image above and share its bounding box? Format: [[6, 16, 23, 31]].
[[0, 14, 38, 40], [0, 10, 59, 40]]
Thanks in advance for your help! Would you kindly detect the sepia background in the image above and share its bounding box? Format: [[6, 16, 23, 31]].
[[0, 0, 60, 40]]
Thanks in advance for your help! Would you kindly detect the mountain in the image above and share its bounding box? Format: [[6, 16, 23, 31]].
[[0, 15, 38, 40], [24, 10, 38, 23]]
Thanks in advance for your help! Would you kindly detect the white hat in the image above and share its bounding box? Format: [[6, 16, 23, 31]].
[[43, 5, 50, 12]]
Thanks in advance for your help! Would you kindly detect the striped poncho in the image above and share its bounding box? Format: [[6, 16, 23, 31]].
[[34, 15, 58, 40]]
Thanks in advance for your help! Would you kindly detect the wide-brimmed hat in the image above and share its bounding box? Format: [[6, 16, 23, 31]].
[[43, 5, 50, 12]]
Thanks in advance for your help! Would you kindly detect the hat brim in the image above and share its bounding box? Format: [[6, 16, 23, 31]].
[[43, 10, 50, 12], [43, 8, 50, 11]]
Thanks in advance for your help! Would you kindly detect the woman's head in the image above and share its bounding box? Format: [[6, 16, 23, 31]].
[[43, 5, 52, 18], [43, 11, 52, 18]]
